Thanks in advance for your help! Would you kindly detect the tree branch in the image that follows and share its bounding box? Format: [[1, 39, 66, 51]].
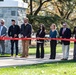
[[71, 18, 76, 21], [54, 2, 64, 17], [66, 11, 72, 19], [34, 0, 51, 15]]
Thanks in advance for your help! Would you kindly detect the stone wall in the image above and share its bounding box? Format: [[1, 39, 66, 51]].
[[0, 7, 26, 27], [0, 7, 26, 53]]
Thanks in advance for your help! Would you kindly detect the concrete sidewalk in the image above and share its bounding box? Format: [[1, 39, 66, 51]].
[[0, 53, 73, 68]]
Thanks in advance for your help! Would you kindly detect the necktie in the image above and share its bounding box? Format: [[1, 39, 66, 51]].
[[62, 28, 66, 34]]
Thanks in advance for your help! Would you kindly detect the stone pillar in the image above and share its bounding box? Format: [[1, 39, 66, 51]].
[[0, 7, 26, 53]]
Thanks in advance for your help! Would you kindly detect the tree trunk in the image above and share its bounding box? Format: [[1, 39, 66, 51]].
[[30, 0, 33, 15]]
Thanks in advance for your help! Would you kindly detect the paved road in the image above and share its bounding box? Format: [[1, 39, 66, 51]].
[[0, 53, 73, 68]]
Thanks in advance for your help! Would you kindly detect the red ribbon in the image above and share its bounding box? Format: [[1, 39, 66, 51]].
[[0, 37, 76, 42]]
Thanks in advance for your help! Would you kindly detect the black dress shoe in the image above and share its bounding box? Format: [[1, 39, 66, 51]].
[[61, 58, 68, 60], [41, 57, 44, 59], [36, 57, 40, 58], [61, 58, 65, 60], [49, 57, 52, 59], [49, 58, 55, 59], [64, 59, 68, 60]]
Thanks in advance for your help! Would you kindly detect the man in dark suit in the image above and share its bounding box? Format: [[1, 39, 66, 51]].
[[8, 19, 20, 57], [59, 22, 71, 60], [0, 19, 7, 55], [21, 18, 32, 58]]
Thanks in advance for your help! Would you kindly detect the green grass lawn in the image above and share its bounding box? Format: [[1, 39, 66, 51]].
[[0, 43, 75, 75], [0, 42, 74, 56], [29, 42, 74, 55], [0, 60, 76, 75]]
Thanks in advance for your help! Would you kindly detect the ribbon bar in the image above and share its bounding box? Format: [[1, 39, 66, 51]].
[[0, 37, 76, 42]]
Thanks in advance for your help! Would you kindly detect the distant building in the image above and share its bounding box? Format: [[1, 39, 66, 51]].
[[0, 0, 28, 53]]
